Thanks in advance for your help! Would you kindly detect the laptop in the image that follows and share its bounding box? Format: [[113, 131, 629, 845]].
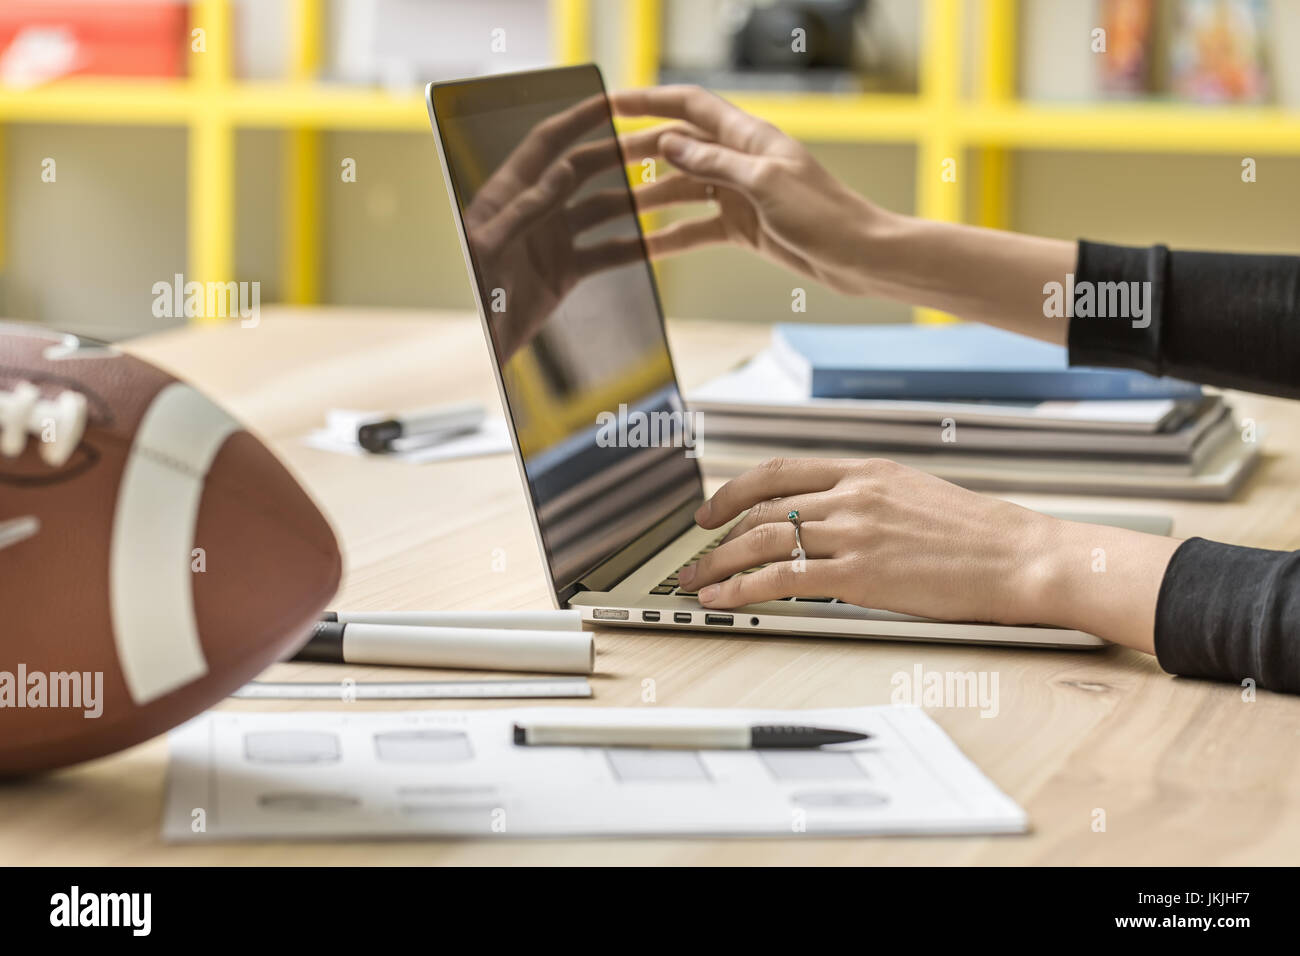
[[425, 64, 1166, 649]]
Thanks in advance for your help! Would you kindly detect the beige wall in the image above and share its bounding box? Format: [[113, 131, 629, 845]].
[[7, 0, 1300, 340]]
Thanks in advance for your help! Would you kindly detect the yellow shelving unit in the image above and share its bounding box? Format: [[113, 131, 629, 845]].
[[623, 0, 1300, 320], [2, 0, 1298, 320], [0, 0, 593, 311]]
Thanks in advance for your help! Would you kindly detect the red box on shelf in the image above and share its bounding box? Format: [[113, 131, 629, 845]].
[[0, 1, 189, 79]]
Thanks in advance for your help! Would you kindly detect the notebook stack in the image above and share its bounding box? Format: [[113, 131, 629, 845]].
[[688, 323, 1258, 499]]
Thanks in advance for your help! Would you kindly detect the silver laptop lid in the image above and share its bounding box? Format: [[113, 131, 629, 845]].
[[427, 65, 704, 603]]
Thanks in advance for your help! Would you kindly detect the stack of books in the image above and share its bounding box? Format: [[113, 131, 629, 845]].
[[689, 323, 1258, 499]]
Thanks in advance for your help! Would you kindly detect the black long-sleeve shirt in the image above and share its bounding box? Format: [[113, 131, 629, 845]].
[[1071, 240, 1300, 693]]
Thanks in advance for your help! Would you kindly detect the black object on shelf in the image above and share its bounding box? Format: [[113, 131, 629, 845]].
[[729, 0, 868, 72]]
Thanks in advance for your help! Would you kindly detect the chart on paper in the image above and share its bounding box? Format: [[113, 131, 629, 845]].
[[162, 705, 1026, 840]]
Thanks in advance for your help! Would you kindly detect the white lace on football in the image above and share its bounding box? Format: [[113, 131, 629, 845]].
[[0, 381, 88, 466]]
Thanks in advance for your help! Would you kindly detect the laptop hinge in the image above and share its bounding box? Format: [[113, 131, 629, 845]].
[[573, 497, 700, 596]]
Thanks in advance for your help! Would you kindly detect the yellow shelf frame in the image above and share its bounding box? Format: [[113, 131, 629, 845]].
[[2, 0, 1299, 317], [187, 0, 233, 314], [282, 0, 322, 305], [12, 75, 1298, 146]]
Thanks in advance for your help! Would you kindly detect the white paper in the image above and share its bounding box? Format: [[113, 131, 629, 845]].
[[690, 349, 1184, 432], [0, 27, 83, 90], [162, 705, 1027, 840], [303, 415, 511, 464]]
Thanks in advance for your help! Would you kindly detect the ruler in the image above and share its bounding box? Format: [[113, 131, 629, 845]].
[[231, 678, 592, 701]]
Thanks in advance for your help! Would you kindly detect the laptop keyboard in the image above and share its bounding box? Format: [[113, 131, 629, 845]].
[[649, 533, 724, 597], [648, 532, 837, 602]]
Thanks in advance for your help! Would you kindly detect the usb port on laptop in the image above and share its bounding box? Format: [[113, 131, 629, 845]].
[[641, 611, 660, 622], [705, 614, 734, 626]]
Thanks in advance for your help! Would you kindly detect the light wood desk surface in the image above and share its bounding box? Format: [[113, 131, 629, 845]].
[[4, 306, 1299, 866]]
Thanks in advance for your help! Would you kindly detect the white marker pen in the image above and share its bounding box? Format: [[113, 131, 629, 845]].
[[294, 620, 594, 675], [321, 609, 583, 632], [352, 401, 485, 453]]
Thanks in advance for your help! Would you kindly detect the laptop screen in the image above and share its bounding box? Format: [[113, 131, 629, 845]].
[[430, 66, 703, 598]]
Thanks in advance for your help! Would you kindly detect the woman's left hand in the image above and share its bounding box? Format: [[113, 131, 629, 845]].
[[680, 456, 1181, 654], [680, 457, 1062, 625]]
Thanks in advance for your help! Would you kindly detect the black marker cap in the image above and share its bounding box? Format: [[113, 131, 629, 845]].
[[292, 620, 348, 663], [357, 420, 402, 453]]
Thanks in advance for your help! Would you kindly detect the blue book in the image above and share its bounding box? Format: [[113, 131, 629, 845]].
[[772, 323, 1202, 401]]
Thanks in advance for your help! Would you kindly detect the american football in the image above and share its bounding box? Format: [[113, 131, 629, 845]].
[[0, 322, 342, 775]]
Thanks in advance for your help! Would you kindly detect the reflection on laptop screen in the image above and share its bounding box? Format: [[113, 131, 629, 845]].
[[431, 66, 703, 596]]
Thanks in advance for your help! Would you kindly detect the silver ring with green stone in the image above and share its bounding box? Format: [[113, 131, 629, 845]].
[[787, 509, 803, 554]]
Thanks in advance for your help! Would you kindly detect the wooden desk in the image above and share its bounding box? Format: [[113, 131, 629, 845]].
[[4, 306, 1299, 865]]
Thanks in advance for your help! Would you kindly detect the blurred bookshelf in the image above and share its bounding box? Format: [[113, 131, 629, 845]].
[[2, 0, 1297, 324], [0, 0, 590, 313]]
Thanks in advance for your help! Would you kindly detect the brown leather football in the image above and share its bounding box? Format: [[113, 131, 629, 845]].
[[0, 323, 342, 775]]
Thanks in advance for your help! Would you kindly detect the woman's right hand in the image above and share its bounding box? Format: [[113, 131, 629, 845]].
[[611, 85, 891, 296]]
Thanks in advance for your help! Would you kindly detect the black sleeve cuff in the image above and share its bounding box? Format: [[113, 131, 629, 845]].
[[1068, 240, 1168, 377], [1154, 537, 1300, 694], [1069, 239, 1300, 399]]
